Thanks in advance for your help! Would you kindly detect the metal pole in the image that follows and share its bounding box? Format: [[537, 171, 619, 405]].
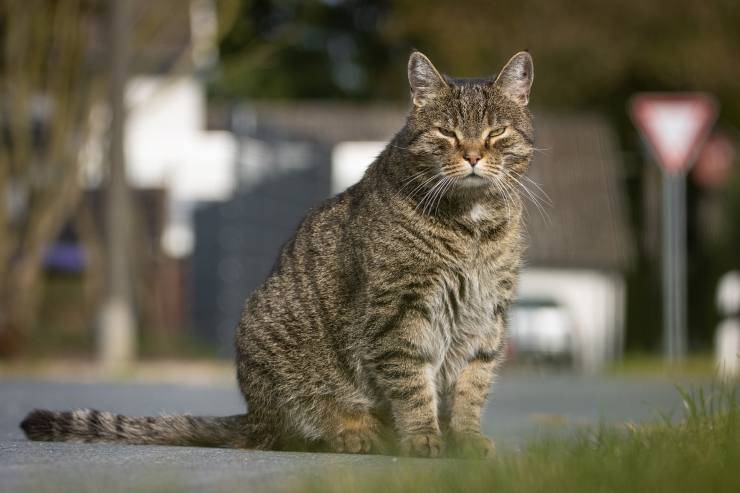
[[98, 0, 136, 372], [674, 172, 688, 359], [661, 170, 673, 361], [661, 170, 688, 364]]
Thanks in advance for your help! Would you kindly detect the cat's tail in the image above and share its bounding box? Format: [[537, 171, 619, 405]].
[[20, 409, 252, 448]]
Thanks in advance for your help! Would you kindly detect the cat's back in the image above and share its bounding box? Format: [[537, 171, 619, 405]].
[[239, 183, 369, 333]]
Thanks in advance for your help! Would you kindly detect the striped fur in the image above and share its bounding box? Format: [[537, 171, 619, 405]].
[[21, 51, 535, 458], [20, 409, 250, 447]]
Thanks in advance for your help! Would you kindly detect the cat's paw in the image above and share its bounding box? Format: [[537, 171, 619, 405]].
[[330, 428, 382, 454], [399, 432, 444, 458], [446, 432, 495, 459]]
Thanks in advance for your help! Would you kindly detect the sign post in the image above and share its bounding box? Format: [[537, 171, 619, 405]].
[[629, 93, 718, 363]]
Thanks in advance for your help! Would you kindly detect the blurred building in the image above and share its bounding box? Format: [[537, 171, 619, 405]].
[[193, 104, 633, 370], [513, 115, 634, 371]]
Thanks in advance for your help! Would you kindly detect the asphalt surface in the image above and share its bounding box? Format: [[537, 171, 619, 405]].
[[0, 373, 708, 492]]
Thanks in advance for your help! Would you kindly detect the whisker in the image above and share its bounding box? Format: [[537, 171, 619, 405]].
[[394, 169, 431, 198], [501, 176, 530, 235], [495, 176, 516, 220], [420, 176, 448, 216], [520, 174, 553, 205], [509, 172, 549, 210], [414, 175, 445, 215], [402, 172, 439, 202], [428, 176, 450, 214], [433, 176, 456, 216], [504, 170, 551, 225], [424, 179, 448, 216], [518, 186, 550, 223]]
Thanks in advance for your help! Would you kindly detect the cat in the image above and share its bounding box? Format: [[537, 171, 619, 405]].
[[21, 50, 534, 458]]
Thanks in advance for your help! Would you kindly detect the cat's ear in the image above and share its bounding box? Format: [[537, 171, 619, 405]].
[[408, 51, 447, 107], [494, 51, 534, 105]]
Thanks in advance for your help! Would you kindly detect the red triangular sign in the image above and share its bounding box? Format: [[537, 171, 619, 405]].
[[629, 93, 718, 174]]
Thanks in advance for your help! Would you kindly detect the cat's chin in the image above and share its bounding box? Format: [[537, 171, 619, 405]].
[[457, 175, 490, 189]]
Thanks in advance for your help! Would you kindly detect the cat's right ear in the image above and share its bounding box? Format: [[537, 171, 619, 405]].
[[408, 52, 447, 107], [494, 51, 534, 105]]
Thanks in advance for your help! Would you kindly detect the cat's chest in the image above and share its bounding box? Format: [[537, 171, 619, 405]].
[[439, 260, 498, 331], [420, 260, 500, 387], [427, 259, 499, 345], [413, 214, 514, 375], [437, 225, 502, 327]]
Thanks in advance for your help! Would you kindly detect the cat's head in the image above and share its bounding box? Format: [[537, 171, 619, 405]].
[[403, 51, 534, 200]]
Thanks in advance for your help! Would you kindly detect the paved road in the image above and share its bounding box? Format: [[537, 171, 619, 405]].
[[0, 373, 706, 492]]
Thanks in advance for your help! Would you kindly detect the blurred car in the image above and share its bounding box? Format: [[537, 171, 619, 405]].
[[508, 298, 573, 364]]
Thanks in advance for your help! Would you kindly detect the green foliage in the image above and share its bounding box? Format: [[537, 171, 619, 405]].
[[213, 1, 740, 119], [716, 165, 740, 267], [211, 0, 399, 100]]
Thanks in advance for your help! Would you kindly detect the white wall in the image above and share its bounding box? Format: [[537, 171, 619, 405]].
[[126, 76, 237, 202], [331, 141, 386, 194], [120, 76, 239, 257], [517, 268, 626, 372]]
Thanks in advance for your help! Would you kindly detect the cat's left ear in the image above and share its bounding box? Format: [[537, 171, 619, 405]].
[[494, 51, 534, 105], [408, 51, 447, 107]]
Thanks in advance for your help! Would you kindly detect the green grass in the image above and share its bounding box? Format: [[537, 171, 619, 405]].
[[286, 382, 740, 493], [609, 352, 717, 378]]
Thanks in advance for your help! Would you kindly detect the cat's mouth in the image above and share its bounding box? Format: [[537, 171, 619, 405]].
[[459, 174, 488, 188]]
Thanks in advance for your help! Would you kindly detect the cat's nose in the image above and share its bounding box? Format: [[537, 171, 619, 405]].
[[464, 152, 482, 166]]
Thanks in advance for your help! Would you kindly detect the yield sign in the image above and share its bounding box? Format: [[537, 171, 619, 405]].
[[629, 93, 718, 174]]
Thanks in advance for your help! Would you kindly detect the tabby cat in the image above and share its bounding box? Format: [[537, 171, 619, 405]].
[[21, 50, 535, 458]]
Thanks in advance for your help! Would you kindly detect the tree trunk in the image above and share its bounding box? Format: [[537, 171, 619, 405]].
[[0, 271, 37, 357]]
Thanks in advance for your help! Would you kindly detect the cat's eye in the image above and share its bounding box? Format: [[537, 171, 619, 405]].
[[487, 127, 506, 140], [437, 127, 458, 140]]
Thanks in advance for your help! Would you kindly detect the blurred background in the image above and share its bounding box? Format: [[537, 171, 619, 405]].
[[1, 0, 739, 376]]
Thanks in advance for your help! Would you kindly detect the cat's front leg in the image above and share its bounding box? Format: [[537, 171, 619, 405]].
[[364, 304, 443, 458], [445, 342, 503, 459]]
